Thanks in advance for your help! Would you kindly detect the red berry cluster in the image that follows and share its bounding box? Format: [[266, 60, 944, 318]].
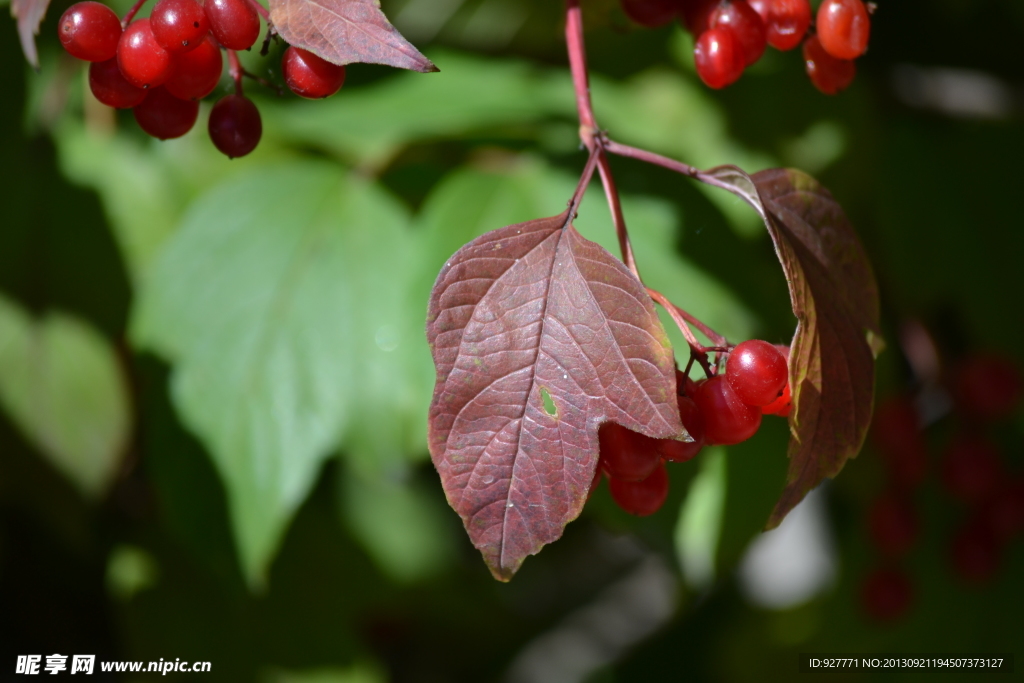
[[862, 352, 1024, 623], [618, 0, 873, 95], [58, 0, 347, 158], [594, 340, 791, 516]]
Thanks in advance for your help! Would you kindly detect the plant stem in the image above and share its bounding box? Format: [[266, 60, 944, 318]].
[[603, 138, 740, 196], [565, 0, 596, 136], [228, 50, 244, 95], [568, 145, 602, 219], [121, 0, 149, 27], [246, 0, 271, 20]]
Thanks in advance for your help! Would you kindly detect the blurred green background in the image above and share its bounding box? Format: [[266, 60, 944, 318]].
[[1, 0, 1023, 680]]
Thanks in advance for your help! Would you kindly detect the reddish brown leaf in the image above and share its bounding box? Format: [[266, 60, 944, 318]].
[[702, 166, 883, 528], [269, 0, 437, 73], [427, 210, 684, 580], [12, 0, 51, 68]]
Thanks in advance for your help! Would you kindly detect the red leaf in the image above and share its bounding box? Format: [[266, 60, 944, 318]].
[[12, 0, 51, 68], [427, 210, 684, 580], [702, 166, 883, 528], [268, 0, 437, 73]]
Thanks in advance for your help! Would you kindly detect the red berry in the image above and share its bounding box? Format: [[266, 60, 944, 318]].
[[940, 434, 1002, 505], [282, 47, 347, 99], [951, 353, 1023, 421], [164, 34, 223, 100], [803, 34, 855, 95], [620, 0, 678, 27], [949, 521, 1001, 584], [205, 0, 261, 51], [133, 86, 199, 139], [598, 422, 662, 482], [708, 0, 766, 66], [89, 58, 148, 108], [694, 27, 745, 89], [609, 462, 669, 516], [860, 567, 912, 622], [151, 0, 210, 53], [751, 0, 810, 51], [58, 1, 122, 62], [816, 0, 870, 60], [692, 375, 762, 445], [118, 19, 174, 89], [867, 492, 919, 558], [761, 381, 792, 417], [980, 479, 1024, 542], [870, 395, 927, 488], [659, 395, 705, 462], [726, 340, 788, 407], [208, 94, 262, 158], [679, 0, 718, 35]]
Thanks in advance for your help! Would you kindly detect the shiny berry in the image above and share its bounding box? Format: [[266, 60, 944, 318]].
[[151, 0, 210, 53], [164, 34, 223, 100], [750, 0, 810, 51], [620, 0, 678, 27], [89, 58, 148, 108], [208, 94, 262, 158], [692, 375, 762, 445], [598, 422, 662, 482], [860, 567, 912, 622], [762, 381, 792, 417], [816, 0, 870, 60], [951, 353, 1023, 421], [726, 340, 788, 407], [133, 86, 199, 139], [708, 0, 766, 66], [867, 492, 919, 558], [205, 0, 261, 51], [118, 19, 174, 89], [694, 27, 745, 89], [941, 434, 1002, 505], [803, 34, 855, 95], [658, 395, 705, 462], [282, 47, 347, 99], [609, 462, 669, 516], [58, 2, 122, 62]]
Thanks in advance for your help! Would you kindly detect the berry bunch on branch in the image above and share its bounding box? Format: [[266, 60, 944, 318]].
[[16, 0, 437, 156], [622, 0, 874, 94], [426, 0, 883, 581]]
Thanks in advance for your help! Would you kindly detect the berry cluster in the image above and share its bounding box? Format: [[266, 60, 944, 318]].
[[619, 0, 873, 94], [862, 352, 1024, 622], [593, 340, 791, 516], [58, 0, 347, 157]]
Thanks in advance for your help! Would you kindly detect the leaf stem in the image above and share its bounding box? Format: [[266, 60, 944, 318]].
[[568, 144, 602, 219], [228, 50, 244, 95], [121, 0, 149, 27]]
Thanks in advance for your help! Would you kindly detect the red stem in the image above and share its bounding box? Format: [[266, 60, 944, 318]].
[[565, 0, 596, 136], [603, 138, 739, 195], [246, 0, 270, 20], [568, 144, 602, 218], [121, 0, 148, 27], [228, 50, 244, 95]]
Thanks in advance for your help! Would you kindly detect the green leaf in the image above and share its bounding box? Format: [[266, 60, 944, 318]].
[[0, 293, 130, 498], [133, 161, 420, 587]]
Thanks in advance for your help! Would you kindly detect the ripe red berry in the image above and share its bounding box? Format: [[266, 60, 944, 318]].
[[762, 0, 810, 50], [58, 1, 122, 62], [118, 19, 174, 89], [598, 422, 662, 482], [860, 567, 912, 622], [208, 94, 262, 158], [658, 395, 705, 462], [692, 375, 762, 445], [816, 0, 870, 60], [609, 461, 669, 516], [949, 522, 1001, 584], [133, 86, 199, 139], [282, 47, 347, 99], [761, 381, 791, 417], [870, 395, 927, 488], [89, 58, 148, 108], [940, 434, 1002, 505], [205, 0, 261, 51], [726, 340, 788, 407], [151, 0, 210, 53], [951, 353, 1023, 421], [620, 0, 678, 28], [708, 0, 766, 66], [803, 34, 855, 95], [164, 35, 223, 100], [867, 492, 919, 558], [693, 27, 745, 89]]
